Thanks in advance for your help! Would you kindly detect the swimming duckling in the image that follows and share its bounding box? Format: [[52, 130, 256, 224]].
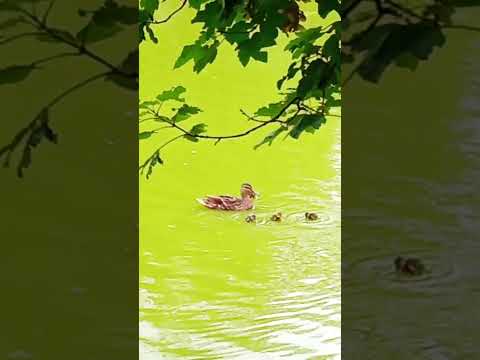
[[394, 256, 425, 276], [245, 214, 256, 223], [270, 212, 282, 222], [305, 212, 318, 221]]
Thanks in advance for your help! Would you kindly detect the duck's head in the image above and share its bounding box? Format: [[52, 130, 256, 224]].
[[305, 212, 318, 220], [241, 183, 257, 199]]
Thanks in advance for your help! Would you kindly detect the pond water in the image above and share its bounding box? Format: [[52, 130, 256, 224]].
[[139, 5, 341, 360], [342, 8, 480, 359]]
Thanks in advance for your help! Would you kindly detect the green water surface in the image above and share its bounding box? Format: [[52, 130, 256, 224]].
[[140, 6, 340, 359]]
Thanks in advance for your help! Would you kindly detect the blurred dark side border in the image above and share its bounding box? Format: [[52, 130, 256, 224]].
[[0, 1, 138, 359], [342, 1, 480, 358]]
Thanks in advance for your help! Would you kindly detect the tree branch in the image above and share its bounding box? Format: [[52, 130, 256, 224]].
[[41, 0, 56, 25], [0, 72, 109, 171], [17, 8, 137, 78], [149, 0, 188, 25], [139, 134, 183, 172], [156, 96, 299, 141]]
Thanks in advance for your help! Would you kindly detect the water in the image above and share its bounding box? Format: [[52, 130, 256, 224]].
[[342, 8, 480, 359], [139, 5, 340, 359]]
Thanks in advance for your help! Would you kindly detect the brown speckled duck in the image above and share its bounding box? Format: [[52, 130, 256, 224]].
[[197, 183, 257, 211]]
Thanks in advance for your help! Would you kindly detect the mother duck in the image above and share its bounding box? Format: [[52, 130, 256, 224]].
[[197, 183, 258, 210]]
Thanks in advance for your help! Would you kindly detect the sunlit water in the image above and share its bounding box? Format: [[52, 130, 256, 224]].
[[140, 5, 340, 359]]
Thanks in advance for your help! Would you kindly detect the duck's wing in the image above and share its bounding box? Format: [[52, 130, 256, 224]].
[[217, 195, 236, 201], [197, 195, 244, 210]]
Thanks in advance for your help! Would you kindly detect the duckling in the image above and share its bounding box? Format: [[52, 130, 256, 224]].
[[394, 256, 425, 276], [245, 214, 256, 223], [305, 212, 318, 221], [270, 212, 282, 222]]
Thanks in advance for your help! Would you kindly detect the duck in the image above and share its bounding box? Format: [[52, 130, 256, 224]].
[[245, 214, 256, 223], [270, 212, 282, 222], [394, 256, 425, 276], [197, 183, 258, 211], [305, 212, 318, 221]]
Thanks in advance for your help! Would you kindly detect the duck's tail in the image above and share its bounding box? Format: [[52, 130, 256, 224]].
[[196, 198, 207, 206]]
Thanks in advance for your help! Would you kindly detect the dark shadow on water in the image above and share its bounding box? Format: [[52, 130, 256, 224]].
[[0, 1, 138, 359]]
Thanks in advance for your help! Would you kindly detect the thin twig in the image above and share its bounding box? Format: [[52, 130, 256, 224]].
[[443, 24, 480, 32], [46, 71, 109, 108], [150, 0, 188, 24], [0, 32, 42, 46], [139, 134, 184, 171], [0, 72, 108, 169], [17, 8, 136, 78], [240, 109, 270, 123], [31, 52, 79, 66], [41, 0, 56, 25]]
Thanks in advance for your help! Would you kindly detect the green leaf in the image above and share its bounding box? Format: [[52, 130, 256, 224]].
[[172, 104, 202, 123], [316, 0, 339, 18], [252, 51, 268, 63], [192, 1, 223, 27], [223, 21, 252, 44], [289, 114, 326, 139], [156, 86, 186, 102], [140, 0, 159, 13], [189, 123, 208, 135], [254, 126, 287, 149], [77, 22, 122, 44], [322, 33, 340, 61], [193, 45, 218, 73], [174, 43, 200, 69], [277, 62, 300, 89], [238, 50, 250, 66], [254, 102, 285, 117], [139, 100, 159, 109], [139, 131, 155, 140], [356, 22, 445, 83], [183, 134, 199, 142], [0, 65, 35, 85], [188, 0, 207, 9], [143, 150, 163, 179], [297, 59, 331, 98]]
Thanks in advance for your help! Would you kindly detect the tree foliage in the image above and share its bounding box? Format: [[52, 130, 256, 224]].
[[342, 0, 480, 83], [139, 0, 341, 177]]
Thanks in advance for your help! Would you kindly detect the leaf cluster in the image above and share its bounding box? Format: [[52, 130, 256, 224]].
[[139, 86, 205, 178], [139, 0, 341, 174], [342, 0, 480, 83]]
